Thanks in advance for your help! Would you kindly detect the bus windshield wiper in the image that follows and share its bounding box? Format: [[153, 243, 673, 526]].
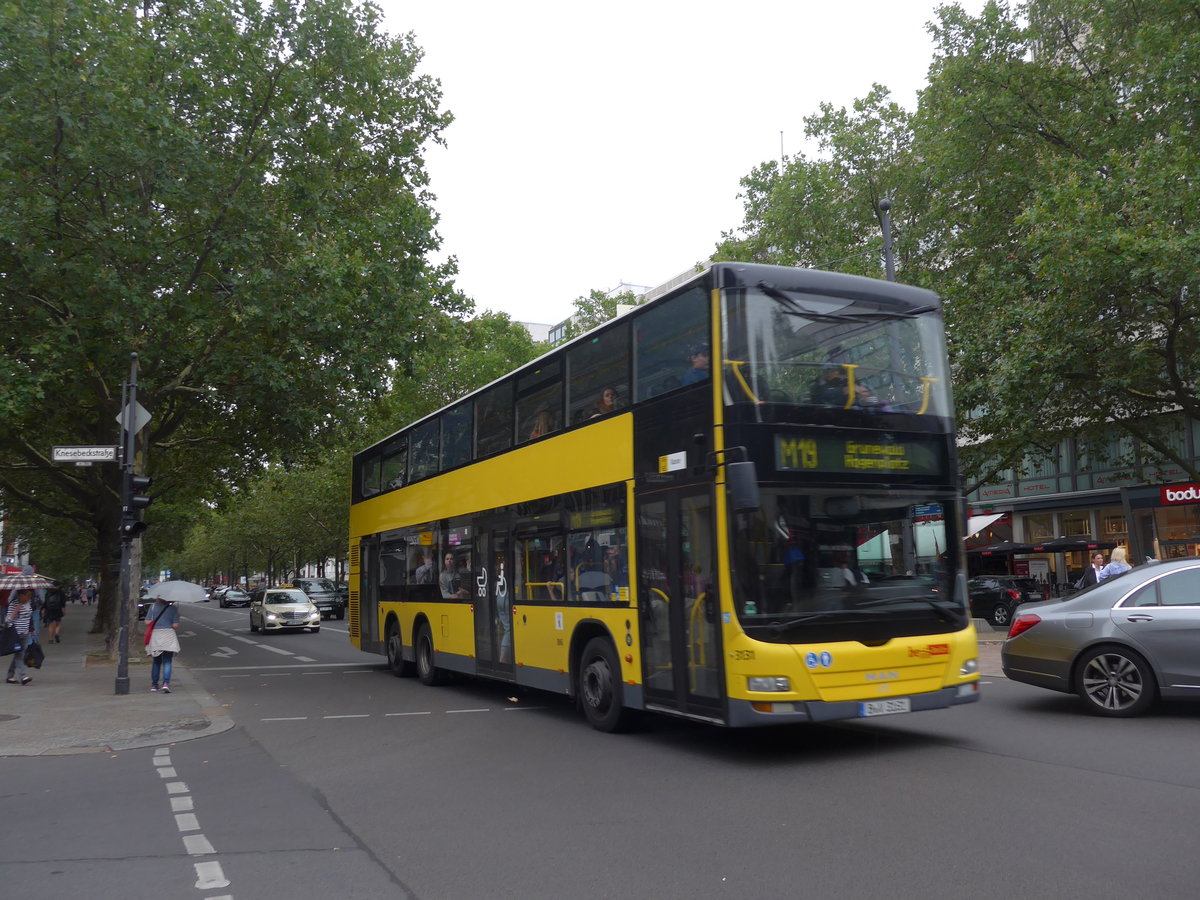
[[766, 610, 857, 633], [855, 595, 966, 625], [757, 281, 935, 323]]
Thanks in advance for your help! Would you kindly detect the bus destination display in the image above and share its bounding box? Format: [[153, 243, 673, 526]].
[[775, 435, 939, 475]]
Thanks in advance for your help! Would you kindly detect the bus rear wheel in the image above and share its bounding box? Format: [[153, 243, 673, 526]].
[[579, 637, 635, 733], [386, 620, 413, 677], [415, 622, 446, 686]]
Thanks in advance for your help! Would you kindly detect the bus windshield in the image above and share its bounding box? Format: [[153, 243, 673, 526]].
[[730, 486, 967, 643], [723, 285, 953, 420]]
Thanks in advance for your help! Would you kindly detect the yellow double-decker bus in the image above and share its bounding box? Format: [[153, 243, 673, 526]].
[[348, 263, 980, 730]]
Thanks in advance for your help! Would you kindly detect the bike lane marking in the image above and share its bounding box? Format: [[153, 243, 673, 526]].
[[153, 746, 233, 896]]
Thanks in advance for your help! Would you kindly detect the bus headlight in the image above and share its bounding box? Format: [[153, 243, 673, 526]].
[[960, 658, 978, 675], [748, 676, 791, 692]]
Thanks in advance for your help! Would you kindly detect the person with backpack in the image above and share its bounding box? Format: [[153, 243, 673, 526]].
[[41, 581, 66, 643]]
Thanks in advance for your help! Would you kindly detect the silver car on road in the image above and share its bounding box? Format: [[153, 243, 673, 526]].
[[1002, 557, 1200, 716]]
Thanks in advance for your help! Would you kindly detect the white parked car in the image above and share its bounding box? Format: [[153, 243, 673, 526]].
[[250, 588, 322, 634]]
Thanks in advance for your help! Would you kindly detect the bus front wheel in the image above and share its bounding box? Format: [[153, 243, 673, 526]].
[[386, 620, 413, 677], [579, 637, 635, 733], [415, 622, 446, 686]]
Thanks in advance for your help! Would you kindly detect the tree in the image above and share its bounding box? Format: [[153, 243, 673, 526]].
[[559, 289, 641, 342], [916, 0, 1200, 483], [716, 85, 925, 278], [0, 0, 462, 635], [164, 308, 541, 583], [716, 1, 1200, 488]]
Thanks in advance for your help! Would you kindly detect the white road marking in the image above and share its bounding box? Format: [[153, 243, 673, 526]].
[[293, 656, 317, 662], [166, 781, 189, 794], [171, 797, 194, 812], [157, 767, 178, 778], [190, 662, 371, 671], [324, 714, 369, 719], [385, 711, 432, 717], [210, 647, 238, 658], [262, 716, 308, 721], [183, 833, 216, 856], [175, 813, 200, 832], [194, 861, 231, 890], [447, 708, 490, 714]]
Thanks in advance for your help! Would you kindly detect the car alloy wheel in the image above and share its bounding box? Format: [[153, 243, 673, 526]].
[[1077, 646, 1156, 717]]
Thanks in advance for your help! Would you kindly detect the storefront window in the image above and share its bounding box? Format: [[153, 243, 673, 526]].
[[1062, 513, 1090, 536], [1025, 514, 1054, 541], [1100, 508, 1127, 540]]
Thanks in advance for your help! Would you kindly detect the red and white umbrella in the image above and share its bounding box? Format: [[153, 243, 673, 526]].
[[0, 572, 54, 591]]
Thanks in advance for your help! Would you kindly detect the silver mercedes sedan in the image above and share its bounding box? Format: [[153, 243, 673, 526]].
[[1002, 557, 1200, 716]]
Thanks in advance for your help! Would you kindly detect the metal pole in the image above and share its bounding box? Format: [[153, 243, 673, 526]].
[[115, 352, 138, 695], [880, 198, 896, 282]]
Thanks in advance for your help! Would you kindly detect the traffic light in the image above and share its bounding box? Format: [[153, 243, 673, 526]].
[[121, 473, 152, 539]]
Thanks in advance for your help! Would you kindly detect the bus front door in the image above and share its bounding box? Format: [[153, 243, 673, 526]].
[[474, 526, 515, 679], [637, 488, 723, 722]]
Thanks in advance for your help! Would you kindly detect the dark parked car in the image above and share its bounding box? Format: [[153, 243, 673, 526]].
[[292, 577, 345, 620], [219, 587, 251, 608], [968, 575, 1044, 626], [1002, 558, 1198, 717]]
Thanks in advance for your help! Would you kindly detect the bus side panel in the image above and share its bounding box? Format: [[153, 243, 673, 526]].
[[351, 416, 633, 539], [514, 606, 642, 693]]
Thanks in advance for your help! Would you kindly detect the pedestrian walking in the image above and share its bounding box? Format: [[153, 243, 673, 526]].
[[145, 598, 181, 693], [42, 580, 66, 643], [4, 588, 39, 685]]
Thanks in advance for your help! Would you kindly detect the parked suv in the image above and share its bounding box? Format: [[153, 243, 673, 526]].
[[292, 577, 345, 620], [968, 575, 1045, 626]]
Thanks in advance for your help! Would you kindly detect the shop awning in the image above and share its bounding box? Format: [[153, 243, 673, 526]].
[[966, 513, 1005, 538]]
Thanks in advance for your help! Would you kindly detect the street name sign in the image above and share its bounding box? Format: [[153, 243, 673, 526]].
[[53, 445, 117, 463]]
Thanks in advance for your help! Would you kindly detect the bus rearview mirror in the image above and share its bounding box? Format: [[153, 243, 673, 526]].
[[727, 461, 760, 512]]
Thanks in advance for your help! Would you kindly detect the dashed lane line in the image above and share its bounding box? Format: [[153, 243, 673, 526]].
[[259, 706, 548, 721], [154, 747, 232, 895], [190, 662, 369, 671]]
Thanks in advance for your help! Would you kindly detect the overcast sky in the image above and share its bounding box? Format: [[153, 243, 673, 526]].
[[376, 1, 984, 325]]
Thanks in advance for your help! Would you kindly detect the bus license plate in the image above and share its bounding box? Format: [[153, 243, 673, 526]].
[[859, 698, 911, 717]]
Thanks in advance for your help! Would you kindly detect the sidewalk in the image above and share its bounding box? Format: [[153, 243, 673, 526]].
[[0, 616, 233, 757]]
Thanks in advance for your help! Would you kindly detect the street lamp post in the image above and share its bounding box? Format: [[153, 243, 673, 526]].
[[880, 198, 896, 283]]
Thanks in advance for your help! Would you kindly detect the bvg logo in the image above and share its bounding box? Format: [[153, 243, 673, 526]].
[[909, 643, 950, 658]]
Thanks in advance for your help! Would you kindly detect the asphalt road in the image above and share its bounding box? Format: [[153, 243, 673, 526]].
[[7, 603, 1199, 899]]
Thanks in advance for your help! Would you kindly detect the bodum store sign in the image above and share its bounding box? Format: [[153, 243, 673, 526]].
[[1161, 484, 1200, 505]]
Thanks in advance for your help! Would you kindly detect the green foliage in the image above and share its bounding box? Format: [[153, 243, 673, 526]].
[[164, 308, 540, 581], [560, 289, 640, 341], [0, 0, 459, 625], [717, 0, 1200, 486]]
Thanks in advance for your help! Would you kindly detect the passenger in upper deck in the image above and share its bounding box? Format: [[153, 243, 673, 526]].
[[528, 410, 556, 440], [590, 386, 620, 418]]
